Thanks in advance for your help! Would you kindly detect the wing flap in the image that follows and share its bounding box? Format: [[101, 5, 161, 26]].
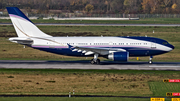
[[68, 44, 126, 55]]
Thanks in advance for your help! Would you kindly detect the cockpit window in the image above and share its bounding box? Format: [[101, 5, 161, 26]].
[[163, 42, 168, 45]]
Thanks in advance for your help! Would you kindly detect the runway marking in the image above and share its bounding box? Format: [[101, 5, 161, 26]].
[[149, 66, 180, 68]]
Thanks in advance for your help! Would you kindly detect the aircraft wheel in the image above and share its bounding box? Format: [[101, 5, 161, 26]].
[[96, 59, 100, 65], [90, 59, 95, 64], [149, 60, 152, 64], [149, 56, 153, 64], [90, 59, 101, 65]]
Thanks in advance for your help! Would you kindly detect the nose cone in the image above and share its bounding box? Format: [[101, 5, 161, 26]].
[[169, 44, 175, 50]]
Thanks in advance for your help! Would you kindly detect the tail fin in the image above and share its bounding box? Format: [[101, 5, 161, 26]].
[[6, 7, 51, 38]]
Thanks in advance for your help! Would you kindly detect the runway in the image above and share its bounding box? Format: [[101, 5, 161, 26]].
[[0, 60, 180, 70], [1, 23, 180, 26]]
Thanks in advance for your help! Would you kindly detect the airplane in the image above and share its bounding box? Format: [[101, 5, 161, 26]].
[[6, 7, 174, 64]]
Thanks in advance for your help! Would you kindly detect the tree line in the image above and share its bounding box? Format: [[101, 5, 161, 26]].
[[0, 0, 179, 14]]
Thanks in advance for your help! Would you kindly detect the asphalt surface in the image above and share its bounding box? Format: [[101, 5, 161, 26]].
[[1, 23, 180, 26], [0, 60, 180, 70]]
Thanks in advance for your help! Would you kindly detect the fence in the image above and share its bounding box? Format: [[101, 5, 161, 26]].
[[1, 13, 180, 19]]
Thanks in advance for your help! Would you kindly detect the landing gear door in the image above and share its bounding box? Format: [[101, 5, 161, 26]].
[[151, 40, 156, 49]]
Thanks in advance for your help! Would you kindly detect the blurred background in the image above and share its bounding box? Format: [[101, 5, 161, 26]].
[[0, 0, 180, 19]]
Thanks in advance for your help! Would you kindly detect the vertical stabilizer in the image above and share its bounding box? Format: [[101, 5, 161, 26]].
[[6, 7, 51, 38]]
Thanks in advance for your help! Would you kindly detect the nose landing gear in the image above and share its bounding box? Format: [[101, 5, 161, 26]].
[[149, 56, 153, 64]]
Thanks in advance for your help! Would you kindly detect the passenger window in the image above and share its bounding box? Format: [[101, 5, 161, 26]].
[[163, 42, 168, 45]]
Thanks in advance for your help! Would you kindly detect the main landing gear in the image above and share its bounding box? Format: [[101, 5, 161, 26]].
[[149, 56, 153, 64], [90, 53, 100, 65]]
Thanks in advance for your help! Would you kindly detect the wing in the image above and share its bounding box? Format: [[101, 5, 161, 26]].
[[67, 44, 126, 55]]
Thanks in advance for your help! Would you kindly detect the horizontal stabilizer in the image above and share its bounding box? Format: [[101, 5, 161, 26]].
[[9, 37, 33, 45]]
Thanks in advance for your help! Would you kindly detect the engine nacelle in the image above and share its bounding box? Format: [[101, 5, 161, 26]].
[[108, 52, 129, 61]]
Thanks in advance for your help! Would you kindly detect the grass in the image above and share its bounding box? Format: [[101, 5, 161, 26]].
[[0, 25, 179, 61], [1, 69, 180, 74], [149, 82, 180, 96], [1, 18, 180, 24], [0, 69, 180, 97], [0, 73, 150, 95], [0, 97, 159, 101]]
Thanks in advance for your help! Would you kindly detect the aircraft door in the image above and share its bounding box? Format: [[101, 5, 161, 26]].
[[49, 39, 55, 48], [151, 40, 156, 49], [109, 41, 113, 50]]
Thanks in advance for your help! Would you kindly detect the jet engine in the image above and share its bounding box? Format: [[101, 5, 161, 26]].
[[108, 52, 129, 61]]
